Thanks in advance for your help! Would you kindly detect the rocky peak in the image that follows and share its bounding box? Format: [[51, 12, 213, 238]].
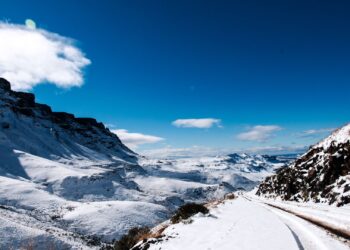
[[256, 123, 350, 206], [0, 77, 11, 91], [313, 124, 350, 150]]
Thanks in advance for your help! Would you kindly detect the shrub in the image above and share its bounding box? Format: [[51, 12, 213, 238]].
[[171, 203, 209, 224], [114, 227, 150, 250], [224, 193, 235, 200]]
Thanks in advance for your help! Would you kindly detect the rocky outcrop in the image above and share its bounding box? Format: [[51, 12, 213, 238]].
[[0, 77, 136, 162], [257, 124, 350, 206], [0, 78, 11, 91]]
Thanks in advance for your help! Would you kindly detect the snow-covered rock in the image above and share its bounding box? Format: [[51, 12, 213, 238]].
[[257, 123, 350, 206]]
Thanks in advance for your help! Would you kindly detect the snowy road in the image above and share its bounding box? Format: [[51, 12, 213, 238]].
[[247, 199, 349, 250], [145, 196, 350, 250]]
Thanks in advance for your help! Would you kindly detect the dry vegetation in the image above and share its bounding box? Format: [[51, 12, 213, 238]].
[[114, 193, 237, 250]]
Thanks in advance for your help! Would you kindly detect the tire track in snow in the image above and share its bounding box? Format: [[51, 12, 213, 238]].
[[265, 203, 350, 241], [242, 194, 350, 242], [242, 195, 349, 250], [285, 225, 305, 250], [261, 204, 329, 250]]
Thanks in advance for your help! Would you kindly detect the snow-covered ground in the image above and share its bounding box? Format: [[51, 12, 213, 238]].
[[139, 195, 350, 250], [0, 150, 292, 248], [0, 142, 290, 248]]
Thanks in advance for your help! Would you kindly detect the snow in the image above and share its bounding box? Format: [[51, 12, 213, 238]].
[[139, 153, 290, 190], [246, 191, 350, 236], [140, 196, 350, 250], [145, 198, 300, 250], [63, 201, 168, 242], [314, 123, 350, 149], [0, 174, 169, 247], [134, 176, 213, 196], [0, 146, 292, 248], [0, 207, 96, 250]]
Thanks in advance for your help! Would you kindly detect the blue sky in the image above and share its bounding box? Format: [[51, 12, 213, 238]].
[[1, 0, 350, 156]]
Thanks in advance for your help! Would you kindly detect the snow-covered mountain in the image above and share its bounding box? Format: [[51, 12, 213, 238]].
[[139, 153, 294, 193], [257, 123, 350, 206], [0, 78, 167, 248], [0, 77, 295, 249]]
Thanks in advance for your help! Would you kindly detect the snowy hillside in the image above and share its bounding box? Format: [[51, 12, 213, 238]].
[[257, 123, 350, 206], [0, 78, 166, 248], [0, 78, 292, 249]]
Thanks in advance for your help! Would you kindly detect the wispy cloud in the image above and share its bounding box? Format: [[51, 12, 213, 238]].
[[141, 144, 306, 159], [0, 22, 90, 90], [141, 145, 222, 159], [298, 128, 335, 138], [237, 125, 282, 142], [243, 145, 307, 154], [112, 129, 164, 149], [172, 118, 221, 128]]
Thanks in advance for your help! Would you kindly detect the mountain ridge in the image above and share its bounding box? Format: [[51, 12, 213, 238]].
[[0, 77, 136, 166], [257, 123, 350, 206]]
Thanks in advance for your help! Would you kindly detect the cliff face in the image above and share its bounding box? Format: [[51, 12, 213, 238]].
[[0, 77, 136, 163], [257, 124, 350, 206]]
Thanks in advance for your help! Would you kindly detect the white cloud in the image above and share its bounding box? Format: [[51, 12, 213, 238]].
[[243, 145, 307, 154], [141, 146, 222, 159], [0, 22, 90, 90], [172, 118, 221, 128], [141, 144, 306, 159], [237, 125, 282, 142], [298, 128, 335, 138], [112, 129, 164, 149]]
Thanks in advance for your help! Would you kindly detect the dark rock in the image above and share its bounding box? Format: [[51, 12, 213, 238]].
[[75, 118, 105, 129], [12, 106, 35, 117], [35, 103, 52, 114], [59, 123, 72, 129], [52, 112, 75, 121], [76, 117, 98, 126], [257, 140, 350, 206], [0, 78, 11, 91], [13, 92, 35, 107], [96, 122, 105, 129], [1, 122, 10, 129]]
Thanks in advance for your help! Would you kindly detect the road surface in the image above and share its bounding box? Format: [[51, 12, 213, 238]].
[[144, 196, 350, 250]]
